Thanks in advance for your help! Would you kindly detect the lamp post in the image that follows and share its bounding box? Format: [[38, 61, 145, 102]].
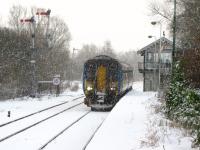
[[148, 35, 157, 91], [151, 21, 162, 91], [172, 0, 176, 62]]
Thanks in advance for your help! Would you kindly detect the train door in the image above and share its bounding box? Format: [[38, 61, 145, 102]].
[[96, 65, 106, 94]]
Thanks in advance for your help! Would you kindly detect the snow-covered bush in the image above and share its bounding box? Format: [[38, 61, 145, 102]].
[[165, 61, 200, 146]]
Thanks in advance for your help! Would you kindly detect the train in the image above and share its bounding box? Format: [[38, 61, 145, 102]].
[[83, 55, 133, 111]]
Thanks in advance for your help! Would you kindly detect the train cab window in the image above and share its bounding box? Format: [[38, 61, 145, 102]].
[[85, 64, 96, 80], [109, 63, 117, 70], [109, 63, 118, 81], [109, 74, 118, 82]]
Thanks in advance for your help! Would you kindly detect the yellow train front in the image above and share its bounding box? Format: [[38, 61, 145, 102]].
[[83, 55, 133, 111]]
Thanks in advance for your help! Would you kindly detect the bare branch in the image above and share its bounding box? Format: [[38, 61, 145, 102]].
[[149, 1, 172, 21]]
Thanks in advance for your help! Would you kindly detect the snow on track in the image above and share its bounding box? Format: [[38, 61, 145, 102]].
[[0, 104, 89, 150], [0, 96, 84, 127], [0, 89, 84, 124], [0, 98, 84, 142], [43, 112, 108, 150]]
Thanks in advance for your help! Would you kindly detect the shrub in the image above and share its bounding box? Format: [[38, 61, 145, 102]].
[[165, 61, 200, 146]]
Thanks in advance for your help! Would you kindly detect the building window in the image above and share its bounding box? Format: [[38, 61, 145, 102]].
[[147, 52, 153, 62], [160, 53, 172, 63]]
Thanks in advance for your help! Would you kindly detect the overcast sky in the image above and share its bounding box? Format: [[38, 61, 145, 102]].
[[0, 0, 169, 52]]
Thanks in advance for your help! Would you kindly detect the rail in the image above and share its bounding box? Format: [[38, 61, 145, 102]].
[[0, 95, 84, 128], [39, 111, 91, 150], [0, 97, 85, 143]]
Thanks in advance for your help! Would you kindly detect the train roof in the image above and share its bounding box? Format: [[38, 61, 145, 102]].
[[86, 55, 117, 63], [90, 55, 117, 60], [85, 55, 133, 71]]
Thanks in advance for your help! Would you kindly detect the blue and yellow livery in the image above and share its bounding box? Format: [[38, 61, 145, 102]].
[[83, 55, 133, 111]]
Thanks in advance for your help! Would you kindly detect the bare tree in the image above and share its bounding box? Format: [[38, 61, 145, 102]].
[[8, 5, 27, 32], [149, 0, 172, 21], [100, 40, 116, 58], [0, 5, 72, 99], [117, 50, 143, 81], [72, 44, 99, 79], [72, 41, 117, 80], [35, 15, 71, 81], [47, 16, 71, 50]]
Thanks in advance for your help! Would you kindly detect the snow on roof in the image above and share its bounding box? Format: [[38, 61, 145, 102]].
[[137, 37, 173, 55], [86, 55, 132, 70]]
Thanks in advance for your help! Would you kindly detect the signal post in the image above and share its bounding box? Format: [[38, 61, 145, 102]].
[[20, 9, 51, 97]]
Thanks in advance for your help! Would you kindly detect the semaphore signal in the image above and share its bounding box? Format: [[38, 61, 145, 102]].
[[19, 8, 51, 98], [36, 9, 51, 16], [20, 16, 35, 23]]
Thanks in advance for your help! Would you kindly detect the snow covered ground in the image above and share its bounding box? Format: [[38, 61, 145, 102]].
[[86, 82, 198, 150], [0, 81, 198, 150], [0, 83, 109, 150], [0, 85, 84, 124]]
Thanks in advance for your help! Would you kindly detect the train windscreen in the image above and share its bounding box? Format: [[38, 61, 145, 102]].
[[109, 63, 118, 81], [85, 63, 96, 80]]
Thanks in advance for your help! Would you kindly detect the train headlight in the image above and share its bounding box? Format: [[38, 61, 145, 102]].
[[110, 82, 117, 91], [110, 87, 116, 91], [87, 86, 93, 91]]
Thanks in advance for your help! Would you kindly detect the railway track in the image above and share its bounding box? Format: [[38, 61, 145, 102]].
[[0, 95, 84, 128], [38, 111, 107, 150], [39, 111, 91, 150], [82, 119, 105, 150], [0, 96, 85, 143]]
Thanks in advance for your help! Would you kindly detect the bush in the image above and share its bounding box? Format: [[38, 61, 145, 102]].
[[165, 61, 200, 146]]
